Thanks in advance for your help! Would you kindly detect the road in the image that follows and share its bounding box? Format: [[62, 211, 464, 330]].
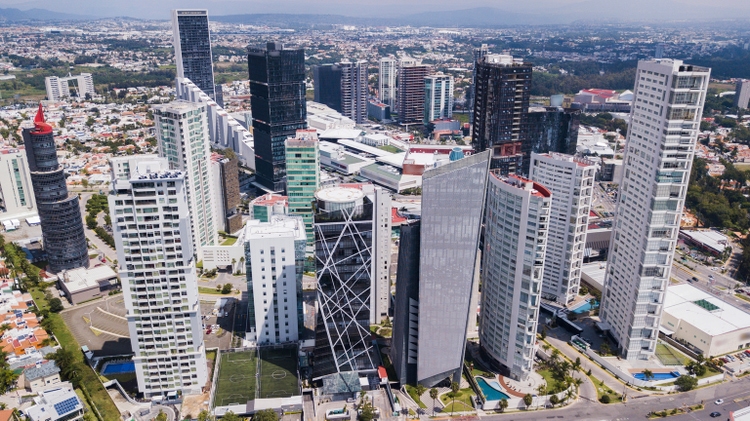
[[77, 191, 118, 263], [592, 183, 617, 216], [671, 259, 750, 311]]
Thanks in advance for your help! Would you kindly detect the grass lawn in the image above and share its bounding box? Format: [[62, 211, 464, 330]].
[[736, 293, 750, 302], [198, 286, 236, 295], [405, 385, 427, 408], [440, 389, 475, 413], [696, 367, 722, 380], [214, 350, 257, 407], [537, 369, 566, 394], [220, 237, 237, 246], [587, 374, 621, 403], [377, 145, 403, 153]]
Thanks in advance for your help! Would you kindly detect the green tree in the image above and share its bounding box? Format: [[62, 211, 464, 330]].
[[497, 398, 509, 412], [429, 388, 438, 416], [155, 411, 167, 421], [549, 394, 560, 407], [221, 283, 233, 294], [675, 375, 698, 391], [253, 409, 278, 421], [642, 369, 654, 381], [449, 381, 460, 416], [523, 393, 533, 407], [197, 410, 210, 421], [358, 396, 376, 421], [600, 394, 611, 404], [599, 343, 611, 356], [222, 411, 242, 421], [414, 384, 426, 401], [49, 298, 64, 313]]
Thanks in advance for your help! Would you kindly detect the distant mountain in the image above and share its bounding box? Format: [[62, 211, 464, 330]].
[[0, 7, 93, 22], [211, 13, 387, 28]]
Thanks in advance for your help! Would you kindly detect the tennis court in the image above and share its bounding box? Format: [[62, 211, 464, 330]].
[[656, 343, 688, 366]]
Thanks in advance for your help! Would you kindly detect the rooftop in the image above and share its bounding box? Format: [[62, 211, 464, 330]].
[[315, 187, 365, 203], [24, 360, 60, 380], [663, 283, 750, 337], [244, 215, 305, 242], [61, 265, 118, 293], [491, 172, 552, 198]]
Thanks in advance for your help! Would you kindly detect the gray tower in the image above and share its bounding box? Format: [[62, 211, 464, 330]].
[[172, 9, 217, 101]]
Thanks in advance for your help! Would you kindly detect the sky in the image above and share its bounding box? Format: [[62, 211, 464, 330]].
[[1, 0, 750, 21]]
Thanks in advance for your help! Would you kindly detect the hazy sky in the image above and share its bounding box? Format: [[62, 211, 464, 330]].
[[1, 0, 750, 21]]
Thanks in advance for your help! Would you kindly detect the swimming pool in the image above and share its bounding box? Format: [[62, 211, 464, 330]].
[[571, 299, 599, 314], [101, 361, 135, 375], [632, 371, 679, 381], [475, 377, 510, 401]]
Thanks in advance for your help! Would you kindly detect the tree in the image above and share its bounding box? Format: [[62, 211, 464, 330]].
[[599, 342, 611, 356], [539, 328, 546, 340], [221, 283, 233, 294], [675, 375, 698, 391], [197, 411, 210, 421], [359, 396, 376, 421], [429, 388, 438, 417], [415, 384, 426, 401], [222, 411, 242, 421], [497, 398, 509, 412], [549, 394, 560, 407], [49, 298, 64, 313], [254, 409, 278, 421], [642, 369, 654, 381], [449, 381, 460, 416], [523, 393, 533, 407], [155, 411, 167, 421], [600, 394, 611, 404]]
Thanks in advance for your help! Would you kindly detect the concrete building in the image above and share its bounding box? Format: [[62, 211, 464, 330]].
[[45, 73, 94, 101], [480, 173, 551, 380], [172, 10, 217, 102], [285, 130, 320, 245], [23, 360, 61, 392], [391, 151, 490, 386], [23, 104, 88, 273], [109, 156, 207, 398], [244, 216, 306, 345], [379, 57, 397, 110], [529, 153, 595, 305], [250, 193, 288, 222], [318, 141, 375, 175], [0, 148, 37, 222], [735, 79, 750, 110], [599, 59, 710, 361], [397, 60, 430, 126], [367, 100, 391, 122], [26, 384, 84, 421], [340, 61, 368, 125], [424, 73, 454, 123], [210, 153, 242, 234], [154, 100, 219, 257], [58, 265, 119, 305], [468, 44, 489, 124]]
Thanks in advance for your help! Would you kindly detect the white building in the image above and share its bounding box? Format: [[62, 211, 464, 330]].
[[480, 174, 551, 380], [0, 148, 37, 222], [599, 59, 710, 361], [529, 152, 596, 305], [735, 79, 750, 110], [44, 73, 94, 101], [26, 383, 84, 421], [154, 100, 219, 258], [424, 73, 454, 123], [339, 61, 368, 124], [244, 216, 306, 345], [379, 57, 397, 109], [109, 156, 207, 398]]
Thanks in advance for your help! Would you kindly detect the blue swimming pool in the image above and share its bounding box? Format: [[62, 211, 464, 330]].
[[101, 362, 135, 375], [633, 371, 679, 381], [571, 299, 599, 314], [475, 377, 510, 401]]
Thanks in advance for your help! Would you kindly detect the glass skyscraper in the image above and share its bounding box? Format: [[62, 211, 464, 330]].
[[285, 130, 320, 246], [172, 9, 216, 101]]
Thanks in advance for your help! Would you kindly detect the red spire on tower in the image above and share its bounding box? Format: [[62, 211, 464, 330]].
[[34, 102, 45, 124], [32, 102, 52, 135]]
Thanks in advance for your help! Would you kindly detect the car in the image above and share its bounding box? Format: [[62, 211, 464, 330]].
[[715, 399, 724, 405], [710, 411, 721, 418]]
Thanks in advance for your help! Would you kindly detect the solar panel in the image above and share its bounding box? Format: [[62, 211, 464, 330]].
[[53, 397, 79, 416]]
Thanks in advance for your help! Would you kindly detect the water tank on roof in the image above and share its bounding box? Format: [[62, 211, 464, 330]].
[[449, 147, 464, 162]]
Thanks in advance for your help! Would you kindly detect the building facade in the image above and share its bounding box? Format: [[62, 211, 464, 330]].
[[109, 156, 207, 397], [480, 173, 551, 380], [0, 148, 36, 222], [468, 44, 489, 124], [248, 42, 307, 192], [313, 64, 342, 112], [285, 130, 320, 246], [735, 79, 750, 110], [244, 216, 306, 345], [397, 61, 430, 125], [529, 152, 595, 305], [210, 153, 243, 234], [527, 107, 580, 168], [172, 9, 217, 101], [154, 101, 218, 258], [599, 59, 710, 361], [339, 61, 368, 124], [424, 73, 454, 123], [44, 73, 94, 101], [391, 151, 490, 386], [472, 54, 532, 175], [23, 105, 88, 273], [379, 58, 397, 110]]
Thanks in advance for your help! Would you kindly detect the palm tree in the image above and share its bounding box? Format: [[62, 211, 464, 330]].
[[536, 384, 547, 410], [643, 369, 655, 382], [551, 349, 561, 363], [429, 388, 438, 417], [450, 381, 460, 416], [415, 384, 426, 405], [498, 398, 509, 412], [564, 388, 575, 404]]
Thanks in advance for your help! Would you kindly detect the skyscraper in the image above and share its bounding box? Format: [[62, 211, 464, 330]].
[[23, 104, 88, 273], [210, 153, 243, 234], [285, 130, 320, 246], [735, 79, 750, 110], [479, 173, 551, 380], [424, 73, 454, 123], [172, 9, 217, 101], [472, 54, 532, 175], [397, 60, 430, 126], [599, 59, 709, 361], [313, 64, 342, 111], [379, 57, 397, 110], [339, 61, 368, 124], [0, 147, 36, 221], [391, 151, 490, 386], [527, 107, 580, 164], [468, 44, 489, 124], [154, 101, 218, 257], [248, 42, 307, 192], [529, 152, 596, 305], [109, 156, 207, 398]]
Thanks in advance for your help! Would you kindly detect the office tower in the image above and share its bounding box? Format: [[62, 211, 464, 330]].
[[244, 216, 306, 345], [599, 59, 709, 361], [379, 57, 397, 109], [0, 147, 36, 221], [397, 61, 430, 126], [285, 130, 320, 245], [45, 73, 94, 101], [468, 44, 489, 124], [23, 104, 88, 273], [109, 156, 207, 397], [210, 153, 242, 234], [527, 107, 580, 162], [472, 54, 532, 175], [424, 73, 454, 123], [172, 10, 216, 101], [479, 173, 551, 380], [529, 153, 595, 305], [250, 193, 288, 222], [313, 64, 342, 111], [154, 100, 218, 257], [735, 80, 750, 110], [339, 61, 368, 124], [392, 151, 490, 386], [248, 42, 307, 192], [312, 186, 379, 379]]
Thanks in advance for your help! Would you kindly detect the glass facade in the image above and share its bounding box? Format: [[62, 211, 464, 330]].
[[285, 133, 319, 246], [173, 10, 216, 100]]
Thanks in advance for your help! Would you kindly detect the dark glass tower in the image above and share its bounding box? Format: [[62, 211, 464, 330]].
[[526, 106, 580, 172], [172, 9, 216, 101], [23, 104, 88, 273], [248, 42, 307, 192], [313, 64, 342, 112], [471, 54, 532, 175]]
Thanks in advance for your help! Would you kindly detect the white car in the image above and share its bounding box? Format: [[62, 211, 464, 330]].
[[715, 399, 724, 405]]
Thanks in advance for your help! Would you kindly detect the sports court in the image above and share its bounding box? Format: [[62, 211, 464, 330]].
[[213, 350, 258, 407], [258, 346, 299, 399]]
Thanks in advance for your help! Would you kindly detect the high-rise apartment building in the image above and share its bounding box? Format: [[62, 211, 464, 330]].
[[529, 152, 595, 305], [23, 105, 88, 273], [599, 59, 709, 361], [45, 73, 94, 101], [109, 156, 207, 397], [379, 57, 397, 109], [172, 10, 217, 101], [472, 54, 532, 175], [424, 73, 454, 123], [735, 79, 750, 110], [210, 153, 242, 234], [468, 44, 489, 124], [244, 216, 306, 345], [248, 42, 307, 192], [391, 151, 490, 386], [154, 101, 218, 257], [397, 61, 430, 126], [479, 173, 551, 380], [527, 107, 580, 163], [285, 130, 320, 246], [340, 61, 368, 124], [313, 64, 342, 112], [0, 147, 36, 221]]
